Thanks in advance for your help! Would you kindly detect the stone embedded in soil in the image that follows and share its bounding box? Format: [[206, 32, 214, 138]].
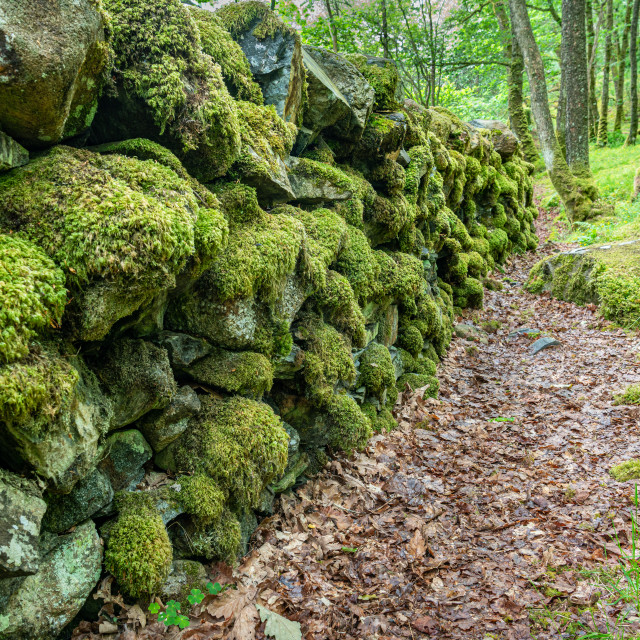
[[531, 336, 561, 354]]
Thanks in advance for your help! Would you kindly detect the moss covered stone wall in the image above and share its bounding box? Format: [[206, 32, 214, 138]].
[[0, 0, 537, 633]]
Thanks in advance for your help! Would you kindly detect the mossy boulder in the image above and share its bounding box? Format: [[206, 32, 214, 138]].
[[216, 1, 304, 124], [0, 146, 228, 341], [469, 119, 520, 160], [98, 429, 153, 491], [0, 0, 109, 148], [93, 0, 241, 182], [526, 241, 640, 328], [0, 520, 102, 640], [0, 132, 28, 173], [287, 157, 354, 205], [344, 54, 402, 111]]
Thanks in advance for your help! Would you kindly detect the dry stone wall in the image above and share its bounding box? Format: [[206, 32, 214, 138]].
[[0, 0, 538, 636]]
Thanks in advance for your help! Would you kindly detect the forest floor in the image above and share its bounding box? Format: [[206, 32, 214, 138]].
[[74, 200, 640, 640]]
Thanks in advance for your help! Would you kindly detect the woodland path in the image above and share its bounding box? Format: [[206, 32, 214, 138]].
[[75, 211, 640, 640]]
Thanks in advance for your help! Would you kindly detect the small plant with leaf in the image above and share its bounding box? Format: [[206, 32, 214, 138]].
[[148, 581, 225, 629]]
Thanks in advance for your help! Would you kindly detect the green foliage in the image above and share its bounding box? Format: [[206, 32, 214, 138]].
[[610, 460, 640, 482], [177, 474, 225, 527], [614, 384, 640, 405], [358, 342, 396, 401]]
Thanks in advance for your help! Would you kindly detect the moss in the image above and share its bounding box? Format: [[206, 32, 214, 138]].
[[344, 54, 400, 111], [358, 342, 396, 401], [397, 324, 424, 357], [0, 343, 79, 437], [103, 0, 242, 181], [185, 348, 274, 398], [215, 0, 296, 40], [413, 356, 437, 376], [188, 508, 242, 564], [212, 182, 262, 224], [335, 226, 380, 303], [361, 403, 397, 433], [397, 373, 439, 397], [614, 384, 640, 405], [164, 395, 288, 510], [467, 251, 488, 279], [487, 228, 509, 263], [298, 315, 355, 403], [370, 159, 406, 196], [177, 473, 225, 527], [452, 277, 484, 309], [0, 235, 67, 364], [190, 7, 263, 104], [368, 193, 414, 239], [386, 252, 424, 313], [404, 145, 433, 204], [314, 270, 366, 347], [105, 496, 172, 598], [446, 252, 470, 284], [326, 393, 373, 454], [0, 147, 227, 337], [610, 460, 640, 482]]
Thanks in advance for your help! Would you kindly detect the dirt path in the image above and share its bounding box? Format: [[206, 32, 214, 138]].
[[75, 213, 640, 640]]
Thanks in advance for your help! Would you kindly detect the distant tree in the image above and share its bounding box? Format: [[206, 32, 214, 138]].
[[596, 0, 613, 146], [626, 0, 640, 144]]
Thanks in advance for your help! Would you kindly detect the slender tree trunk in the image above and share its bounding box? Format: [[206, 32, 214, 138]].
[[555, 46, 567, 156], [325, 0, 338, 53], [381, 0, 390, 58], [562, 0, 593, 180], [587, 0, 600, 137], [614, 1, 633, 131], [627, 0, 640, 144], [509, 0, 601, 220], [494, 0, 540, 162], [597, 0, 614, 146]]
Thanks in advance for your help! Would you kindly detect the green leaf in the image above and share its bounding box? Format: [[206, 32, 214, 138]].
[[187, 588, 205, 605], [206, 581, 223, 595], [176, 614, 191, 629], [148, 603, 161, 614], [341, 546, 358, 553], [256, 604, 302, 640], [358, 594, 378, 601]]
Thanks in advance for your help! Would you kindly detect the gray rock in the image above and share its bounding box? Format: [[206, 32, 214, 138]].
[[218, 5, 304, 123], [454, 323, 488, 345], [99, 430, 153, 491], [0, 0, 108, 148], [138, 386, 201, 452], [41, 468, 113, 534], [96, 339, 177, 429], [0, 132, 28, 172], [0, 520, 102, 639], [0, 471, 46, 578], [354, 113, 407, 164], [531, 337, 561, 354], [507, 327, 540, 337], [300, 46, 374, 148], [287, 156, 352, 204], [397, 149, 411, 168], [274, 344, 304, 379], [468, 119, 520, 160], [157, 331, 212, 369], [161, 560, 208, 602]]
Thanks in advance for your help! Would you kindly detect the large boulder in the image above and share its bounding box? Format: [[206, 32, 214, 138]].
[[0, 0, 109, 148], [469, 119, 520, 160], [215, 1, 304, 124], [0, 471, 46, 578], [344, 54, 402, 111], [286, 157, 353, 204], [300, 46, 375, 147], [0, 520, 102, 639], [99, 429, 153, 491]]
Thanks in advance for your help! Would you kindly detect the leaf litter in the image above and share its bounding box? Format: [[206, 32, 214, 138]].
[[73, 206, 640, 639]]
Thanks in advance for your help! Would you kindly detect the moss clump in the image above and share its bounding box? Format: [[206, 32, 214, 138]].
[[185, 348, 274, 398], [335, 226, 380, 303], [361, 402, 397, 433], [102, 0, 242, 181], [211, 182, 262, 225], [0, 235, 67, 364], [189, 7, 263, 104], [177, 473, 225, 527], [358, 342, 396, 401], [452, 277, 484, 309], [345, 54, 400, 111], [397, 325, 424, 357], [326, 393, 373, 454], [614, 384, 640, 405], [163, 395, 288, 510], [397, 373, 439, 397], [611, 460, 640, 482], [215, 0, 296, 40], [105, 494, 172, 598], [189, 508, 242, 564]]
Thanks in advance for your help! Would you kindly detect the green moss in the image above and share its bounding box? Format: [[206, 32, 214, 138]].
[[164, 395, 288, 510], [452, 277, 484, 309], [103, 0, 242, 181], [614, 384, 640, 405], [397, 373, 439, 397], [215, 0, 296, 40], [185, 348, 274, 398], [386, 252, 424, 313], [358, 342, 396, 401], [404, 145, 433, 204], [212, 182, 262, 224], [467, 251, 488, 278], [0, 235, 67, 364], [487, 228, 509, 263], [314, 270, 366, 346], [370, 159, 406, 196], [344, 54, 400, 111], [190, 7, 263, 104], [188, 508, 242, 564], [177, 473, 225, 527], [335, 225, 380, 303], [611, 460, 640, 482], [326, 393, 373, 454], [368, 193, 414, 239], [397, 325, 423, 356], [361, 403, 397, 433], [105, 496, 172, 598]]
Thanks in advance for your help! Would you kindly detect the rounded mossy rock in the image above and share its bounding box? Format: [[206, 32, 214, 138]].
[[325, 393, 373, 454], [0, 234, 67, 364], [93, 0, 242, 182], [176, 473, 226, 528], [0, 146, 228, 341], [105, 493, 172, 598], [156, 395, 289, 511], [344, 54, 401, 111], [357, 341, 396, 402]]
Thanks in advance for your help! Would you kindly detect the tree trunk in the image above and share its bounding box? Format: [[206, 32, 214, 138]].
[[555, 45, 567, 157], [509, 0, 601, 221], [587, 0, 600, 137], [597, 0, 614, 146], [381, 0, 390, 58], [614, 1, 632, 132], [562, 0, 592, 175], [325, 0, 338, 53], [627, 0, 640, 144]]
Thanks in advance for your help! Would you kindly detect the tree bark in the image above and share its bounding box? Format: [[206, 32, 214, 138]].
[[555, 45, 566, 156], [587, 0, 600, 137], [614, 0, 632, 131], [562, 0, 591, 174], [627, 0, 640, 144], [381, 0, 390, 58], [509, 0, 601, 220], [325, 0, 338, 53], [597, 0, 613, 146]]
